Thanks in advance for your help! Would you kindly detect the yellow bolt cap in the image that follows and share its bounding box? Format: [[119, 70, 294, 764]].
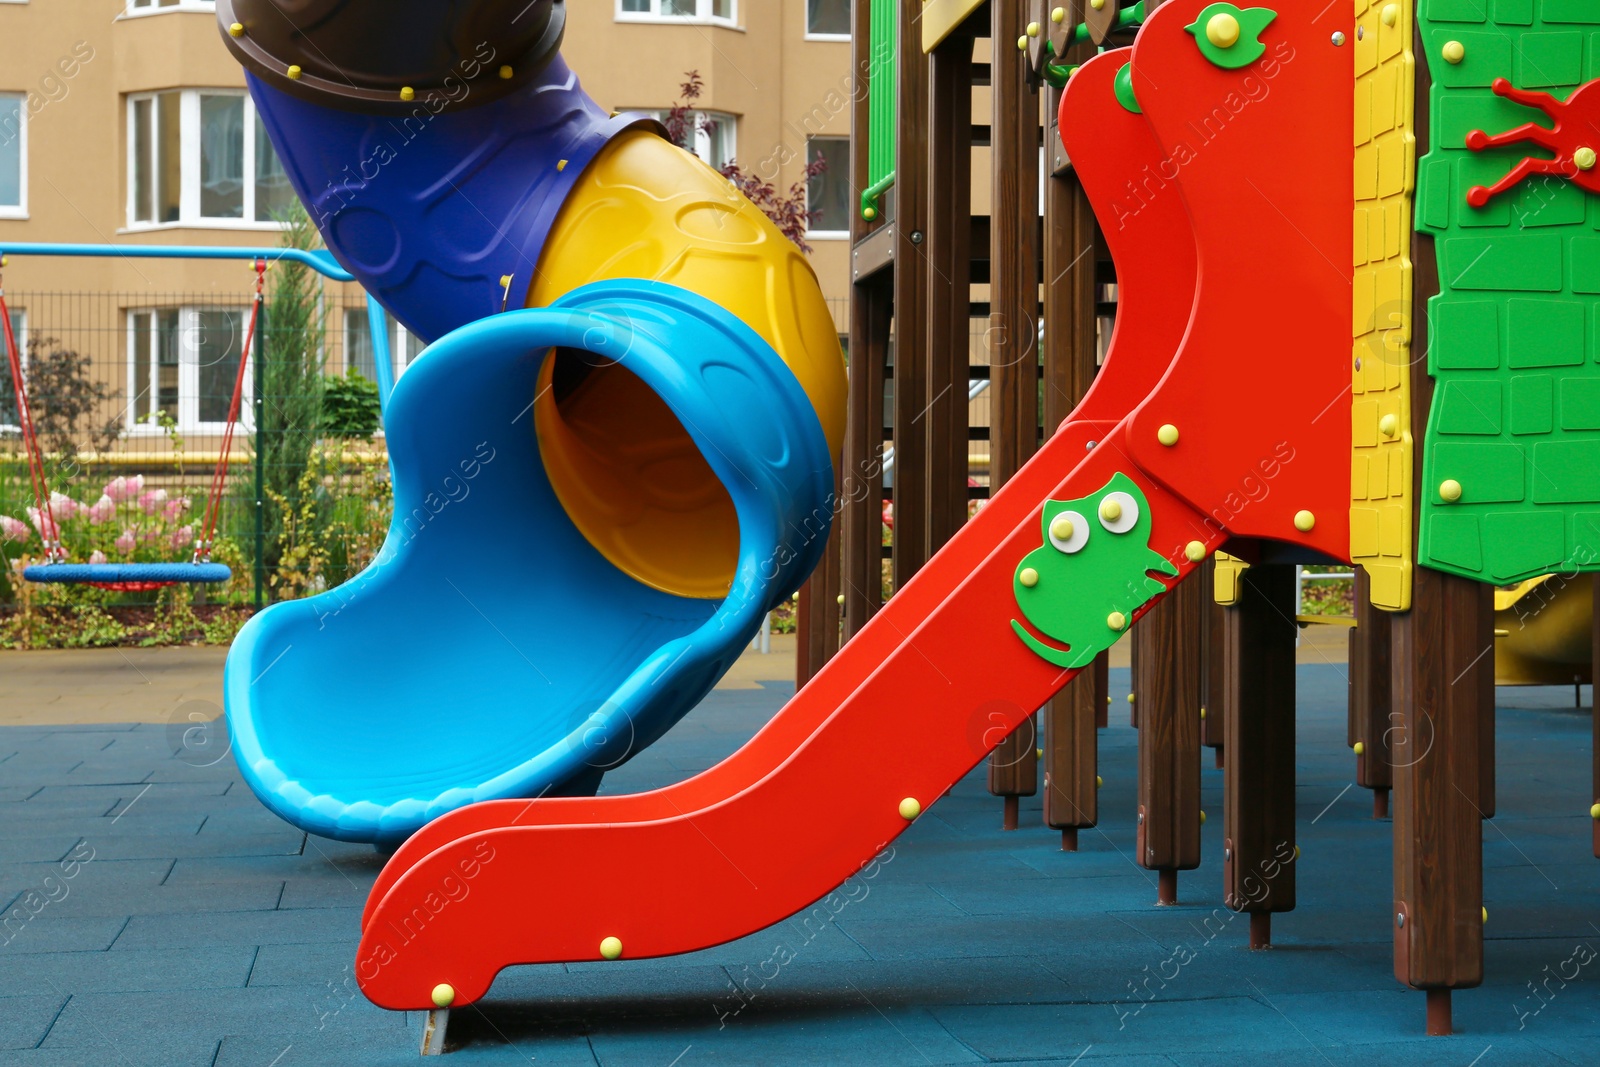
[[400, 86, 415, 101], [1379, 413, 1399, 437], [1200, 706, 1207, 720], [599, 936, 623, 960], [1107, 611, 1127, 631], [431, 983, 455, 1008], [1100, 499, 1123, 522], [1381, 3, 1399, 26], [1439, 479, 1463, 503], [557, 159, 568, 171], [1027, 22, 1040, 36], [1354, 741, 1365, 756], [1127, 692, 1136, 704], [499, 65, 514, 79], [1036, 748, 1044, 759], [1096, 775, 1103, 788], [1157, 423, 1180, 447], [1050, 515, 1075, 541], [1442, 40, 1465, 64], [1294, 845, 1301, 860], [1017, 35, 1029, 51], [499, 274, 513, 288], [1482, 906, 1488, 924], [1200, 810, 1207, 824], [286, 65, 303, 80], [1206, 12, 1241, 48], [1185, 540, 1206, 562], [1052, 7, 1066, 23], [1090, 0, 1105, 9], [864, 206, 878, 221], [1294, 510, 1316, 532], [836, 593, 846, 605], [1590, 802, 1600, 820], [1577, 147, 1598, 171], [899, 797, 922, 820], [228, 21, 245, 37], [1019, 567, 1039, 588]]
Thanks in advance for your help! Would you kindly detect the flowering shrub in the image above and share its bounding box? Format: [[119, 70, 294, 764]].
[[0, 474, 200, 563]]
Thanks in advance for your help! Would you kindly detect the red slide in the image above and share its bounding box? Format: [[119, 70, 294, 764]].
[[357, 0, 1351, 1011]]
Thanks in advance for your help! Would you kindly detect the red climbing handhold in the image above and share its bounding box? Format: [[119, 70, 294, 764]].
[[1464, 76, 1600, 208]]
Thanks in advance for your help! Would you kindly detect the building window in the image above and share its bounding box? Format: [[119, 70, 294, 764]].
[[0, 94, 26, 218], [617, 0, 735, 24], [0, 309, 28, 433], [344, 307, 427, 384], [127, 90, 293, 228], [650, 110, 737, 170], [806, 136, 850, 237], [127, 307, 251, 432], [807, 0, 850, 37], [125, 1, 217, 13]]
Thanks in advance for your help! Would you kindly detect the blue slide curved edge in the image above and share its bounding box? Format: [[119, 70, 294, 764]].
[[223, 279, 834, 844]]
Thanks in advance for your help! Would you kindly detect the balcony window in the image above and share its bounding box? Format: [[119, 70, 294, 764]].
[[617, 0, 736, 25], [127, 307, 252, 432], [0, 93, 27, 218], [128, 90, 292, 228], [806, 136, 849, 237], [807, 0, 850, 37]]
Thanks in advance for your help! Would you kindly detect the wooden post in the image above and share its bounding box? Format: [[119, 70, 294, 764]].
[[1135, 571, 1203, 903], [987, 0, 1042, 822], [1351, 568, 1394, 817], [1222, 564, 1297, 947]]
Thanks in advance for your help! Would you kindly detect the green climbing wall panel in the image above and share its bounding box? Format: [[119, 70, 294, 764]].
[[1417, 0, 1600, 584], [863, 0, 898, 218]]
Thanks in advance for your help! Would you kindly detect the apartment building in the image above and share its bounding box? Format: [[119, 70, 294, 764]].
[[0, 0, 852, 444]]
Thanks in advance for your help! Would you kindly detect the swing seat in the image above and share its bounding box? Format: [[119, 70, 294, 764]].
[[23, 562, 232, 590]]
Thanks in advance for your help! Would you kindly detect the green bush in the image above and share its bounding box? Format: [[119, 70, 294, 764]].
[[321, 373, 381, 439]]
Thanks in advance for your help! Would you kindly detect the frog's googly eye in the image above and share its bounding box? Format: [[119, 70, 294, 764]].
[[1098, 492, 1139, 534], [1047, 510, 1090, 554]]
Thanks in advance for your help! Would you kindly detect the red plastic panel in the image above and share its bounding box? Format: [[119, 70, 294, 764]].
[[1124, 0, 1353, 558]]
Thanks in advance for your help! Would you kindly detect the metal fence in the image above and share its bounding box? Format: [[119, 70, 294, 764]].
[[1, 282, 410, 611]]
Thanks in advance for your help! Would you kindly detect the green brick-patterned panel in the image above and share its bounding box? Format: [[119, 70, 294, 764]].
[[1416, 0, 1600, 584]]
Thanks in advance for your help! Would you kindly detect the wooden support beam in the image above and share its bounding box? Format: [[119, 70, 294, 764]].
[[1135, 571, 1203, 903], [1350, 568, 1394, 818], [1222, 564, 1298, 947], [986, 0, 1042, 812], [841, 274, 891, 646]]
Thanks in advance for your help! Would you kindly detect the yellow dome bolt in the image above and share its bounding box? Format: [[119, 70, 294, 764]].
[[1090, 0, 1105, 9], [1036, 748, 1044, 760], [1157, 423, 1180, 447], [1017, 35, 1029, 51], [1379, 413, 1399, 437], [1380, 3, 1399, 26], [1052, 7, 1066, 23], [863, 205, 878, 221], [599, 936, 623, 960], [836, 593, 846, 605], [1590, 801, 1600, 820], [1294, 845, 1300, 860], [400, 86, 416, 101], [1293, 510, 1316, 533], [1100, 498, 1124, 523], [556, 159, 568, 172], [1050, 514, 1075, 542], [499, 65, 514, 79], [431, 984, 455, 1008], [1127, 692, 1136, 704], [1019, 567, 1040, 588], [1199, 810, 1207, 825], [899, 797, 922, 820], [1200, 706, 1207, 721], [1354, 741, 1365, 756], [1206, 12, 1241, 48], [1107, 611, 1127, 631], [1577, 147, 1598, 171], [1442, 40, 1465, 64], [286, 64, 303, 80], [1439, 479, 1463, 503], [228, 21, 245, 37], [1027, 21, 1040, 36], [1482, 906, 1488, 925], [1185, 540, 1206, 562], [1095, 775, 1103, 788]]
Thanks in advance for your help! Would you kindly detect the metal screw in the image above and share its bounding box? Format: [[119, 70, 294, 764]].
[[1357, 25, 1365, 40], [1331, 30, 1346, 46], [1224, 847, 1232, 861], [1137, 812, 1145, 825], [1396, 911, 1405, 928], [1354, 357, 1363, 371], [1086, 440, 1098, 450], [910, 230, 925, 245]]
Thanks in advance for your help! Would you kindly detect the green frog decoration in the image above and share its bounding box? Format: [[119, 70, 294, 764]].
[[1011, 472, 1178, 670]]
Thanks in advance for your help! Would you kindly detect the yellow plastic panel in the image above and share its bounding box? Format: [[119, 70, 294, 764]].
[[922, 0, 987, 51], [529, 130, 846, 599], [1212, 552, 1249, 607], [1350, 0, 1414, 612]]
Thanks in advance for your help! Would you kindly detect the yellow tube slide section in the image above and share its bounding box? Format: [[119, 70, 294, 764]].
[[528, 129, 846, 600]]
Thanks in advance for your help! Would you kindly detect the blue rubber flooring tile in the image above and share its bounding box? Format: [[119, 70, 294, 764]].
[[41, 988, 404, 1051], [930, 996, 1296, 1059], [110, 906, 362, 951], [276, 874, 373, 910], [1107, 904, 1398, 953], [0, 1037, 221, 1067], [1268, 986, 1600, 1045], [931, 872, 1170, 917], [566, 912, 872, 974], [1533, 1036, 1600, 1065], [0, 946, 254, 998], [826, 881, 967, 922], [0, 835, 84, 864], [489, 962, 730, 1007], [214, 1032, 426, 1067], [163, 852, 376, 888], [833, 912, 1157, 963], [0, 996, 67, 1051], [21, 879, 283, 919], [0, 915, 129, 955], [775, 956, 1079, 1006], [573, 1005, 981, 1066], [86, 829, 306, 861], [1171, 1038, 1567, 1067], [248, 942, 362, 989], [195, 808, 305, 836]]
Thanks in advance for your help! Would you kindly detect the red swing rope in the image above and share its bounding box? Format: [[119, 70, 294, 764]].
[[197, 258, 265, 563], [0, 263, 63, 564]]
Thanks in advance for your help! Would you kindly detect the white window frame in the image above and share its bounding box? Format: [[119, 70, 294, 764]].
[[615, 0, 738, 27], [804, 135, 849, 241], [125, 306, 253, 435], [645, 109, 738, 170], [124, 89, 287, 232], [342, 306, 427, 383], [0, 92, 28, 220], [804, 0, 851, 41], [122, 0, 216, 17], [0, 309, 27, 435]]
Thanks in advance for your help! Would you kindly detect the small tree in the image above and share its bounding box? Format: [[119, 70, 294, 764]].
[[666, 71, 829, 253], [24, 338, 120, 474]]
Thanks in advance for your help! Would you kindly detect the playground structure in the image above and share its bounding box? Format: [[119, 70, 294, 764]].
[[201, 0, 1600, 1050]]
